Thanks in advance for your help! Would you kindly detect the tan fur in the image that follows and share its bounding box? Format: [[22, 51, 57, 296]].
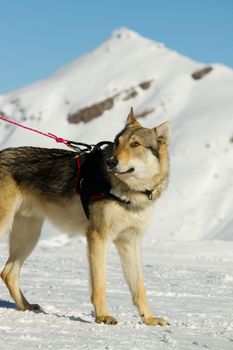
[[0, 175, 21, 240], [0, 109, 170, 326], [117, 147, 131, 165]]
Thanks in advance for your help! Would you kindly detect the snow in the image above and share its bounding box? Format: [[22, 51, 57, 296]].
[[0, 237, 233, 349], [0, 28, 233, 348]]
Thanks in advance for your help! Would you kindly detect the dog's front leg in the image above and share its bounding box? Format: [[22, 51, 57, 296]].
[[87, 228, 118, 325], [115, 235, 168, 326]]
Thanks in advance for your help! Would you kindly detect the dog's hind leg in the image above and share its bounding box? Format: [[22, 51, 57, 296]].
[[115, 233, 168, 326], [1, 213, 43, 311]]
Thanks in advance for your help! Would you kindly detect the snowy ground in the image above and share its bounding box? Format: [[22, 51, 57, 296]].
[[1, 235, 233, 350]]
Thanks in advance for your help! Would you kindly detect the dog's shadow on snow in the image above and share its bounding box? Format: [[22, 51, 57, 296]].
[[49, 312, 92, 324], [0, 299, 16, 309], [0, 300, 91, 323]]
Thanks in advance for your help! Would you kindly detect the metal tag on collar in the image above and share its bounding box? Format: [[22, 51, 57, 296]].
[[145, 190, 153, 200]]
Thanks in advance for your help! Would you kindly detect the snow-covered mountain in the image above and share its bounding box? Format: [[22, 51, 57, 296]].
[[0, 28, 233, 241]]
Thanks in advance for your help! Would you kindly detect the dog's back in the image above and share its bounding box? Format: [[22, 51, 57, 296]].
[[0, 147, 77, 198]]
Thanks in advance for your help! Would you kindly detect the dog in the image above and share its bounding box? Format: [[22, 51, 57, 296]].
[[0, 108, 170, 326]]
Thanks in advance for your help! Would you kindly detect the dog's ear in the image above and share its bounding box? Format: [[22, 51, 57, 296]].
[[155, 121, 171, 145], [125, 107, 141, 128]]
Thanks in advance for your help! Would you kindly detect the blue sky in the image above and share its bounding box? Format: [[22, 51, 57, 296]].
[[1, 0, 232, 94]]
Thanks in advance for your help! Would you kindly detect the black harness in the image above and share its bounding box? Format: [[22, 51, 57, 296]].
[[75, 142, 130, 219]]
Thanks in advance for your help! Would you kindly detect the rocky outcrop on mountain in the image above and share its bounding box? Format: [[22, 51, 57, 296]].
[[192, 66, 213, 80], [68, 80, 153, 124], [68, 97, 115, 124], [137, 108, 155, 118]]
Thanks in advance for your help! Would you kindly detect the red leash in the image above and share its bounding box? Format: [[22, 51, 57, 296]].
[[0, 112, 69, 146]]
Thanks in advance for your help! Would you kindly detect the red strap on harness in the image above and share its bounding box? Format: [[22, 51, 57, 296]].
[[75, 155, 108, 201], [90, 193, 109, 201]]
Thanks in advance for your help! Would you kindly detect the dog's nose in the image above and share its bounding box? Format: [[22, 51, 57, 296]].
[[107, 156, 118, 169]]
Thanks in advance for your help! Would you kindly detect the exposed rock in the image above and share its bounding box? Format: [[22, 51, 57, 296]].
[[10, 99, 19, 104], [137, 108, 155, 118], [192, 66, 213, 80], [68, 97, 115, 123], [139, 80, 153, 89], [123, 88, 138, 100]]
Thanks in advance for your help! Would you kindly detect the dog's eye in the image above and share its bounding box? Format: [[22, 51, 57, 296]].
[[130, 141, 140, 148]]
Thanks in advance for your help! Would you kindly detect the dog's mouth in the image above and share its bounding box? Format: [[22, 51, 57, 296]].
[[112, 167, 135, 175]]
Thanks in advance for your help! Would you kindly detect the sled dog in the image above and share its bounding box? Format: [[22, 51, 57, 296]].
[[0, 108, 170, 326]]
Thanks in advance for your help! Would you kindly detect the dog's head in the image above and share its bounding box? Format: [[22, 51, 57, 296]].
[[107, 108, 170, 184]]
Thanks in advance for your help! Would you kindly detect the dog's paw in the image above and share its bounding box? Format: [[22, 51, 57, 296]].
[[26, 303, 44, 313], [95, 315, 118, 325], [144, 317, 169, 326]]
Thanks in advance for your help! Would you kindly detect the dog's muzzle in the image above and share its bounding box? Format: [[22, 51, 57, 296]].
[[107, 156, 134, 175], [107, 156, 118, 170]]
